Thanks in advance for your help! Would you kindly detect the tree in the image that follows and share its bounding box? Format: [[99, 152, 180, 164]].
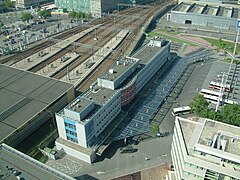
[[38, 9, 52, 19], [68, 11, 77, 19], [0, 21, 4, 29], [207, 110, 218, 120], [21, 12, 33, 23], [189, 94, 209, 116], [4, 0, 14, 8], [151, 124, 159, 134], [85, 13, 92, 20], [220, 104, 240, 126]]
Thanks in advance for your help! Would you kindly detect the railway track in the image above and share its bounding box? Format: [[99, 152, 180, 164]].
[[77, 9, 155, 91], [0, 7, 141, 65], [52, 11, 142, 79], [0, 26, 90, 64], [30, 14, 129, 74], [77, 2, 172, 92]]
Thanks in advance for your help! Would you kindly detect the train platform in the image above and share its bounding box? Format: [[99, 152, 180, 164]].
[[9, 25, 101, 71], [60, 30, 129, 86]]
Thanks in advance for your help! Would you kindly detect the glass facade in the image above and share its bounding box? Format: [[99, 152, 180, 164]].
[[55, 0, 91, 13], [64, 118, 78, 144]]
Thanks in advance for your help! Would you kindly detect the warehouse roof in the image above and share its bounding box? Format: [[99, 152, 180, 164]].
[[0, 143, 74, 180], [172, 2, 240, 19], [0, 64, 73, 143]]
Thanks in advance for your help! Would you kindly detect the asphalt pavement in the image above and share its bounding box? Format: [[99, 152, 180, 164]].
[[45, 56, 217, 180]]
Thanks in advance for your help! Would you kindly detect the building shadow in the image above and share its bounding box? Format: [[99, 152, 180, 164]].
[[93, 140, 128, 163], [74, 174, 99, 180]]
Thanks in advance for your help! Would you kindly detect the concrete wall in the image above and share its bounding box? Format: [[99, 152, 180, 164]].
[[64, 108, 80, 121], [55, 141, 96, 164], [56, 115, 67, 140], [76, 122, 88, 148], [97, 78, 115, 90], [171, 11, 237, 29]]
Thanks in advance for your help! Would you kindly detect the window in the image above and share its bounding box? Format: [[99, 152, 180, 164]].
[[64, 122, 76, 130]]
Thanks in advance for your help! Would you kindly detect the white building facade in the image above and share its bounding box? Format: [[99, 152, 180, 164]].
[[171, 116, 240, 180], [55, 38, 171, 163]]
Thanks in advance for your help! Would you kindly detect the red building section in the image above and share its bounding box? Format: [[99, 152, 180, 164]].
[[121, 79, 137, 106]]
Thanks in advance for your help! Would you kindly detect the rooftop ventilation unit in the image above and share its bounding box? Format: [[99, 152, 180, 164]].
[[109, 69, 115, 74]]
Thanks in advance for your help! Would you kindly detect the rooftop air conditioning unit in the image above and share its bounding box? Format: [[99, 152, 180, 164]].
[[109, 69, 114, 74]]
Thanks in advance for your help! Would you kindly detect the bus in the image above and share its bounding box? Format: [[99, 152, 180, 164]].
[[224, 99, 238, 105], [119, 146, 137, 154], [172, 106, 191, 116], [208, 81, 230, 92], [200, 88, 221, 97], [201, 94, 222, 104]]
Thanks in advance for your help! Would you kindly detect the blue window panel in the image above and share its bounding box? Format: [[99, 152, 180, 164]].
[[64, 118, 76, 126], [66, 133, 78, 140], [65, 126, 77, 133]]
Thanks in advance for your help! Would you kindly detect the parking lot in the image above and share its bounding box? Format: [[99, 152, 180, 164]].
[[0, 15, 79, 55]]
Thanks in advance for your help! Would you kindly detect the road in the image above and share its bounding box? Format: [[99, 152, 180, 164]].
[[48, 135, 172, 180]]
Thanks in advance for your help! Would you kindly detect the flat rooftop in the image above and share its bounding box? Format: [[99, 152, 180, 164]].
[[0, 64, 73, 143], [66, 98, 93, 113], [178, 116, 240, 163], [84, 86, 116, 105], [199, 120, 240, 156], [100, 57, 139, 82], [133, 42, 167, 65], [0, 143, 73, 180]]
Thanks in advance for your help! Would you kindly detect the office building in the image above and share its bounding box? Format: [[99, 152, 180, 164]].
[[178, 0, 240, 7], [171, 116, 240, 179], [170, 2, 240, 30], [55, 37, 171, 163], [55, 0, 154, 18], [15, 0, 54, 8], [0, 64, 74, 146]]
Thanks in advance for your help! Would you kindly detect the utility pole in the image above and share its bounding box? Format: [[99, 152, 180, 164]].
[[215, 73, 225, 112]]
